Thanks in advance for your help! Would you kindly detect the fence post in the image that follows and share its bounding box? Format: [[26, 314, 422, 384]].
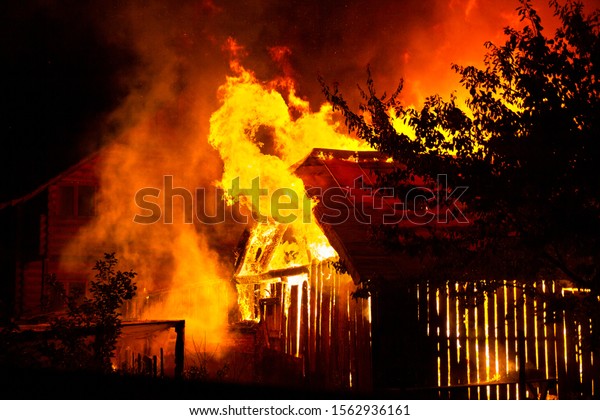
[[518, 328, 527, 399]]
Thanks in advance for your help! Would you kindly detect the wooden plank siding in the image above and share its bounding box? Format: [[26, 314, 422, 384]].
[[237, 259, 373, 393], [15, 154, 100, 317], [410, 280, 598, 399], [20, 260, 43, 315]]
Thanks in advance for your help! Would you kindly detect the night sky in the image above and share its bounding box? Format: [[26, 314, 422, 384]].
[[1, 1, 137, 202], [3, 0, 597, 203]]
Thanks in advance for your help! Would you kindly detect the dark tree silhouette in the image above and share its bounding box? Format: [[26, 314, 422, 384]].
[[44, 252, 137, 373], [322, 0, 600, 345], [0, 253, 137, 373]]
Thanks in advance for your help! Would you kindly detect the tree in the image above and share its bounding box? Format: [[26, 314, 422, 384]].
[[44, 252, 137, 373], [322, 1, 600, 345]]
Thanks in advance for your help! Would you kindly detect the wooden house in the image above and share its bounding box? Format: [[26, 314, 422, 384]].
[[0, 154, 188, 381], [231, 148, 600, 399], [0, 152, 101, 319]]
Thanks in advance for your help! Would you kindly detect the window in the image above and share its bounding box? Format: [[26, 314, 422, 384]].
[[43, 281, 65, 312], [69, 282, 87, 304], [57, 185, 75, 217], [56, 184, 96, 218], [43, 281, 87, 311], [77, 186, 96, 217]]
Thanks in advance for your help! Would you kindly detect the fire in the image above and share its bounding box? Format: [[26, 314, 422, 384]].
[[209, 42, 371, 220], [307, 236, 337, 261], [57, 55, 237, 365], [285, 274, 308, 357], [208, 43, 365, 320]]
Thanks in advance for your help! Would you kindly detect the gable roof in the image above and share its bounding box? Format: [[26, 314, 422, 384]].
[[0, 151, 101, 211], [293, 148, 456, 285]]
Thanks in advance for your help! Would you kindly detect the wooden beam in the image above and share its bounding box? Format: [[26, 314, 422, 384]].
[[235, 266, 309, 284], [174, 320, 185, 379]]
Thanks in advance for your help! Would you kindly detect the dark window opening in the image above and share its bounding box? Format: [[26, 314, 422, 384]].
[[77, 186, 96, 217], [57, 186, 75, 217], [69, 282, 87, 304], [57, 184, 96, 218], [43, 281, 65, 312]]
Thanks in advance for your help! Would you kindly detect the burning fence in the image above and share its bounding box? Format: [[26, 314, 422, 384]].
[[411, 280, 597, 399]]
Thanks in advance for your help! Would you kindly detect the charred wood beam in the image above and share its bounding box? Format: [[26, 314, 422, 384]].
[[235, 266, 309, 284]]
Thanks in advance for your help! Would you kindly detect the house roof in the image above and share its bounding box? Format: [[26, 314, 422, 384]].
[[0, 151, 101, 210], [233, 147, 466, 286], [293, 148, 459, 285]]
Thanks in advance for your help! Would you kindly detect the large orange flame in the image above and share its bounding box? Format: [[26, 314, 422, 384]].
[[207, 40, 372, 320]]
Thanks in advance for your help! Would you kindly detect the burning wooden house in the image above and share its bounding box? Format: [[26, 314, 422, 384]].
[[230, 221, 372, 391], [230, 148, 599, 399]]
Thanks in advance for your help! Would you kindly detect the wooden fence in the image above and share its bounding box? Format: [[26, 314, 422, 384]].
[[412, 280, 598, 399]]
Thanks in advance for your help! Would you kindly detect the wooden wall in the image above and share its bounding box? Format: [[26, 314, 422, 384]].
[[252, 259, 372, 392], [17, 156, 99, 317], [46, 157, 99, 260]]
